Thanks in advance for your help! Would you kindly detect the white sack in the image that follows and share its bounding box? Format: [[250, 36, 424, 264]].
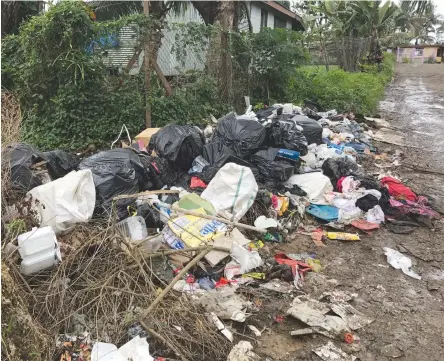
[[286, 172, 333, 204], [28, 169, 96, 234], [201, 163, 257, 221]]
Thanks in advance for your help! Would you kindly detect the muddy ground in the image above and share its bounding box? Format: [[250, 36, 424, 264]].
[[254, 64, 444, 361]]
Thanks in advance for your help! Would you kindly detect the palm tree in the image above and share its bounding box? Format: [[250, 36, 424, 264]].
[[349, 1, 399, 64]]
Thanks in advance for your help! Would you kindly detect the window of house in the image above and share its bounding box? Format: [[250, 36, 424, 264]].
[[260, 9, 268, 28], [274, 16, 287, 29], [414, 48, 423, 56]]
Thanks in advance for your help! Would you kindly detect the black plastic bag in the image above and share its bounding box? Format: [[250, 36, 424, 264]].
[[322, 157, 359, 183], [255, 106, 282, 120], [292, 115, 323, 145], [355, 194, 379, 212], [202, 142, 237, 167], [149, 125, 204, 170], [43, 150, 79, 179], [249, 148, 294, 182], [78, 148, 153, 216], [264, 119, 308, 156], [213, 113, 266, 158], [6, 143, 47, 192], [200, 142, 260, 183], [140, 155, 181, 188]]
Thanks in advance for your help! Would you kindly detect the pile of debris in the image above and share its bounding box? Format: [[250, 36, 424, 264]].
[[2, 102, 441, 361]]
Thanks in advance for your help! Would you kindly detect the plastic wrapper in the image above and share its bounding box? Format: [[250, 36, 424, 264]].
[[264, 119, 308, 156], [149, 125, 204, 169], [213, 113, 266, 158]]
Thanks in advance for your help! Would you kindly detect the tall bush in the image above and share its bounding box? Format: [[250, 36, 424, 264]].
[[2, 1, 230, 150], [289, 52, 395, 114]]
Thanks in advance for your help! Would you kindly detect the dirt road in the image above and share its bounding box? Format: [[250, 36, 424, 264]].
[[256, 64, 444, 361]]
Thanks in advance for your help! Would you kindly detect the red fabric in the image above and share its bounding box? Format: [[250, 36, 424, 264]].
[[190, 176, 207, 189], [274, 253, 312, 274], [215, 277, 237, 288], [351, 220, 379, 231], [337, 176, 346, 192], [380, 177, 417, 201]]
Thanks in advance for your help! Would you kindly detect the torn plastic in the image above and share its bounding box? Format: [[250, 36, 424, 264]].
[[383, 247, 421, 280], [231, 242, 263, 274], [91, 336, 154, 361], [199, 288, 251, 322], [208, 312, 234, 342], [313, 341, 356, 361], [227, 341, 260, 361]]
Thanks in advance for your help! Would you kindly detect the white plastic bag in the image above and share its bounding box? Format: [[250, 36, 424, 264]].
[[28, 170, 96, 234], [201, 163, 258, 221], [286, 172, 333, 205], [383, 247, 421, 280], [367, 205, 385, 224], [231, 242, 263, 274]]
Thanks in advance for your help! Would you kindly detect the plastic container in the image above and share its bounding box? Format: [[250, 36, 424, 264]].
[[17, 226, 58, 258], [20, 247, 62, 275], [117, 216, 148, 242], [277, 149, 300, 161]]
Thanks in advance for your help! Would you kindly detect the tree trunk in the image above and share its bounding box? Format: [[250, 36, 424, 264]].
[[143, 0, 151, 128], [199, 1, 237, 103], [190, 1, 218, 25], [242, 1, 253, 33]]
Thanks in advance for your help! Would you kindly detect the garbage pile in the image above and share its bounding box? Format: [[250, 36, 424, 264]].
[[4, 103, 441, 361]]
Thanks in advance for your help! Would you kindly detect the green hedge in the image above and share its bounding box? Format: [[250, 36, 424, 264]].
[[289, 53, 395, 114]]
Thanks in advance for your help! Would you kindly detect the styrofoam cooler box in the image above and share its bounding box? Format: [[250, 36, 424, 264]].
[[20, 247, 62, 275], [18, 226, 58, 258]]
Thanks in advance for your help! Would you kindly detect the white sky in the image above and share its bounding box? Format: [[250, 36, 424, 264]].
[[434, 0, 444, 17]]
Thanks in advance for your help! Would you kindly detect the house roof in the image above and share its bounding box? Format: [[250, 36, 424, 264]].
[[260, 1, 305, 30], [397, 44, 444, 48]]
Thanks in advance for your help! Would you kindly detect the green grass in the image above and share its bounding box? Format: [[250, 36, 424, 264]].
[[289, 54, 395, 114]]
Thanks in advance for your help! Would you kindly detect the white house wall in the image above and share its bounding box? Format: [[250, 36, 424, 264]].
[[157, 7, 206, 76]]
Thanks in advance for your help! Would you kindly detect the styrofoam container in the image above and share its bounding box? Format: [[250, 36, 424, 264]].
[[17, 226, 58, 258], [117, 216, 148, 242], [20, 247, 62, 275]]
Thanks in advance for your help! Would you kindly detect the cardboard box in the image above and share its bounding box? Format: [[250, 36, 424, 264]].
[[134, 128, 161, 147]]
